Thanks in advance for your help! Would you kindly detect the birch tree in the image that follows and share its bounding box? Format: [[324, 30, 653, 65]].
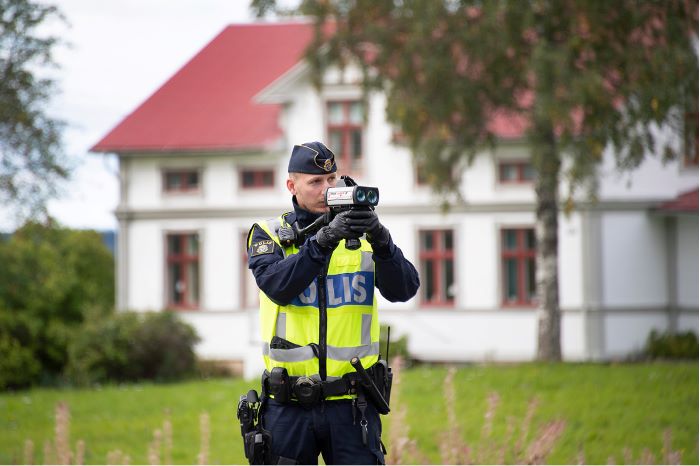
[[254, 0, 699, 360]]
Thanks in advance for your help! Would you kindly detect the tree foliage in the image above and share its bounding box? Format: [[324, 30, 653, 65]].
[[288, 0, 698, 197], [0, 222, 114, 387], [0, 0, 69, 222], [254, 0, 698, 361]]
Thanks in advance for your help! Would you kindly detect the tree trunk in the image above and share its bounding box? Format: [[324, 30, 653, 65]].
[[533, 127, 562, 362]]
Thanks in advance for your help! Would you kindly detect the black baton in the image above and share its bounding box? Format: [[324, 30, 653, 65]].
[[350, 357, 390, 414]]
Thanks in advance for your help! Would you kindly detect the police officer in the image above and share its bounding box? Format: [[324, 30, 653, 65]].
[[246, 141, 419, 464]]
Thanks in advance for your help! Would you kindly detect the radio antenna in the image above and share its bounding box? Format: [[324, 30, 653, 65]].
[[386, 326, 391, 362]]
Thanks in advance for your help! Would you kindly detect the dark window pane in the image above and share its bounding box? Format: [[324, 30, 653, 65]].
[[351, 130, 362, 160], [329, 131, 343, 157], [525, 229, 536, 250], [503, 230, 517, 250], [242, 171, 255, 187], [416, 164, 428, 185], [443, 259, 454, 300], [522, 163, 535, 181], [187, 234, 198, 254], [170, 264, 183, 304], [186, 172, 199, 189], [328, 102, 344, 124], [504, 259, 518, 302], [499, 164, 518, 181], [166, 173, 181, 190], [262, 170, 274, 186], [443, 230, 453, 251], [422, 232, 434, 251], [349, 102, 363, 124], [168, 235, 181, 254], [188, 261, 199, 305], [422, 259, 434, 302], [526, 258, 536, 301]]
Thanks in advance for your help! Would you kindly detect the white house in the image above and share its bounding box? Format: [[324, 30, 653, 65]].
[[91, 22, 699, 379]]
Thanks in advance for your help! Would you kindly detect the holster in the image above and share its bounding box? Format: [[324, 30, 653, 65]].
[[370, 359, 393, 411], [242, 428, 273, 464]]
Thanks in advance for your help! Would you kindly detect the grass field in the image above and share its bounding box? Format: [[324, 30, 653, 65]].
[[0, 362, 696, 464]]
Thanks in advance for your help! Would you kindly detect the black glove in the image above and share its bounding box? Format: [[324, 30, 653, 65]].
[[344, 209, 391, 249], [315, 210, 359, 249]]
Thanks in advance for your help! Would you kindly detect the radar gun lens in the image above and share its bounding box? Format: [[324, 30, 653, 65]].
[[367, 190, 378, 205], [356, 189, 366, 203]]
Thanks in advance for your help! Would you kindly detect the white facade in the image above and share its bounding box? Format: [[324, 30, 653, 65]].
[[113, 65, 699, 379]]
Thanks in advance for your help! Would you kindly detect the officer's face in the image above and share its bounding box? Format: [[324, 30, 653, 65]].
[[287, 172, 338, 213]]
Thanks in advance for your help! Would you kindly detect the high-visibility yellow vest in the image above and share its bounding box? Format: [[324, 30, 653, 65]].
[[250, 213, 380, 390]]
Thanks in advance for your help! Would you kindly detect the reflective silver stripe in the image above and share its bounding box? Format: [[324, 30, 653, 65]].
[[275, 312, 286, 339], [264, 217, 288, 258], [265, 218, 282, 236], [360, 252, 374, 273], [361, 314, 372, 346], [265, 344, 317, 363], [327, 342, 380, 361]]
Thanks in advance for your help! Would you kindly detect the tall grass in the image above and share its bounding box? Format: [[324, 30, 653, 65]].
[[21, 403, 212, 465], [4, 363, 695, 464], [387, 361, 568, 464]]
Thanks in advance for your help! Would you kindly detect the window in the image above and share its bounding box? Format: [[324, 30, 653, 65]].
[[166, 233, 200, 309], [327, 101, 364, 173], [415, 161, 429, 186], [419, 230, 455, 306], [241, 231, 259, 309], [498, 161, 535, 183], [163, 169, 200, 193], [501, 228, 536, 307], [241, 169, 275, 189], [683, 111, 698, 167]]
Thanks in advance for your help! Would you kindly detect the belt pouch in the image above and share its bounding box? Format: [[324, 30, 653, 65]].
[[269, 367, 290, 403]]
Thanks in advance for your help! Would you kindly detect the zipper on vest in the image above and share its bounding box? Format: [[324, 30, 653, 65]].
[[318, 264, 328, 381]]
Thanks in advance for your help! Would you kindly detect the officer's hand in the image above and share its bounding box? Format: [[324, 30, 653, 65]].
[[345, 209, 391, 249], [315, 210, 359, 249]]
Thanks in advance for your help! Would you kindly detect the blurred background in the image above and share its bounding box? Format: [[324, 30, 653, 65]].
[[0, 0, 697, 464]]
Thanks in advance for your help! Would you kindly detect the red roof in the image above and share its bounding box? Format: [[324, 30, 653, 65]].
[[92, 21, 527, 154], [91, 22, 313, 153], [657, 188, 699, 213]]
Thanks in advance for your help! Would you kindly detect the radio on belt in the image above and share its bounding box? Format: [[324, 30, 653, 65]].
[[325, 183, 379, 207]]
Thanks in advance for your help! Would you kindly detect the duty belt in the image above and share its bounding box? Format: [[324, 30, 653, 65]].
[[262, 366, 379, 407]]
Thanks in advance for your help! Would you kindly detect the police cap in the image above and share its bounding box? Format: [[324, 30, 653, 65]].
[[288, 142, 337, 174]]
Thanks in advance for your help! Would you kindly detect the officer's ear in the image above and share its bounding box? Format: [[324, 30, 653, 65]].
[[286, 174, 297, 195]]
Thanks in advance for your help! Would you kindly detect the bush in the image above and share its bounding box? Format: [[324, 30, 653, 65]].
[[0, 335, 41, 389], [67, 311, 200, 385], [0, 309, 42, 389], [0, 222, 115, 387], [643, 330, 699, 360]]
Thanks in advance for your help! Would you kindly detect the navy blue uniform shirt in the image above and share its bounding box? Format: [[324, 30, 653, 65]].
[[247, 198, 420, 305]]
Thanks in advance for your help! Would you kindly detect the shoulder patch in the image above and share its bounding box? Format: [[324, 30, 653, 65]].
[[251, 240, 275, 257]]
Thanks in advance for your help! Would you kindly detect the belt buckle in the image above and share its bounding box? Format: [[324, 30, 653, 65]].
[[293, 376, 320, 408]]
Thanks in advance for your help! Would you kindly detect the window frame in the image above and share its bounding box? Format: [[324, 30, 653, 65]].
[[500, 227, 537, 308], [240, 167, 276, 190], [414, 161, 429, 187], [165, 231, 201, 310], [418, 229, 456, 308], [162, 168, 202, 194], [325, 100, 365, 175], [497, 160, 535, 184]]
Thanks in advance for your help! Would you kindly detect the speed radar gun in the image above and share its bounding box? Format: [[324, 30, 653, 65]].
[[279, 175, 380, 250]]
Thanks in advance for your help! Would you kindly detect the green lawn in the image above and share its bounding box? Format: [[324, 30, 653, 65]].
[[0, 362, 697, 464]]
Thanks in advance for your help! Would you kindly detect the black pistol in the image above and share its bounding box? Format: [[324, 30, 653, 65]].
[[350, 357, 390, 415]]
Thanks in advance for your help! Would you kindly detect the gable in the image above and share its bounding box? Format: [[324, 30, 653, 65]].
[[91, 22, 313, 153]]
